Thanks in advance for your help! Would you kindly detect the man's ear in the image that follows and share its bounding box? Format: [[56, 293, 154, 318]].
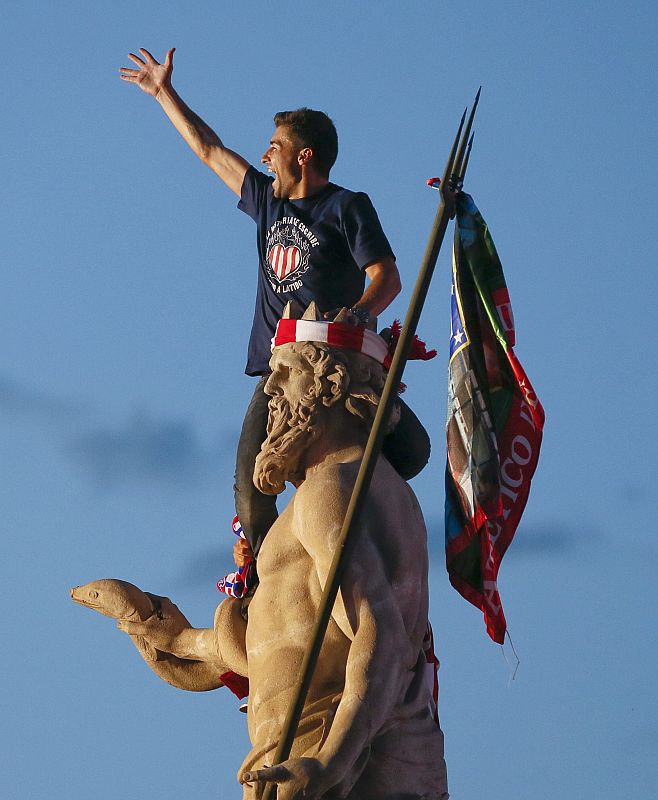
[[322, 362, 349, 406], [298, 147, 313, 166]]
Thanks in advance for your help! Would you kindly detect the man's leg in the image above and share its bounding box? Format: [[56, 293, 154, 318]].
[[382, 398, 431, 480], [234, 376, 278, 556]]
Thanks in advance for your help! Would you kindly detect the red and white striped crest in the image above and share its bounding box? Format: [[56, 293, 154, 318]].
[[268, 244, 302, 281]]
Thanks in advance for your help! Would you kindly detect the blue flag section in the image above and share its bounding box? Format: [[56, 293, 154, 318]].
[[445, 193, 545, 644]]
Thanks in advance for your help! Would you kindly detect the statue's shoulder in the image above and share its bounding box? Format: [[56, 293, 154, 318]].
[[295, 456, 413, 527], [296, 461, 356, 518], [293, 457, 426, 568], [292, 462, 366, 556]]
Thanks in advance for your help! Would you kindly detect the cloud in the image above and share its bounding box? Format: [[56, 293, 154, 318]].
[[506, 523, 577, 556], [175, 545, 230, 588], [425, 517, 588, 560], [68, 412, 232, 488], [0, 371, 240, 491], [615, 483, 653, 505], [0, 373, 87, 422]]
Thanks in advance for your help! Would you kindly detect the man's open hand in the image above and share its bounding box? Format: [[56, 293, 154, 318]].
[[120, 47, 175, 98]]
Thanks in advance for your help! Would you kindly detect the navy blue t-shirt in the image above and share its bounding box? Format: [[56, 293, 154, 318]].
[[238, 166, 395, 375]]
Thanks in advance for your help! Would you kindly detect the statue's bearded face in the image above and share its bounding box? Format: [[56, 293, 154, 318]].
[[254, 346, 324, 495]]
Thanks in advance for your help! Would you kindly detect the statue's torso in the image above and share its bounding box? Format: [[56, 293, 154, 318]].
[[246, 493, 350, 730], [240, 458, 448, 797]]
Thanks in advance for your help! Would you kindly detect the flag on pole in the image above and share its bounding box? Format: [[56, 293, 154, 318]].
[[445, 193, 545, 643]]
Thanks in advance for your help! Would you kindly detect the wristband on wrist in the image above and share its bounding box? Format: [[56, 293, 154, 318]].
[[349, 306, 370, 325]]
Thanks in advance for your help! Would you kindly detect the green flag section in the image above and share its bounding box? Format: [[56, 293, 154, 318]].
[[445, 193, 545, 644]]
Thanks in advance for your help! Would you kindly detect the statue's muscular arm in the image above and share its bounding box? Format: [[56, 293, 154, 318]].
[[117, 595, 217, 660], [117, 595, 248, 677], [119, 47, 249, 197]]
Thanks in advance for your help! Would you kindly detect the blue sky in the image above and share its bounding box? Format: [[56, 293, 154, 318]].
[[2, 2, 656, 798]]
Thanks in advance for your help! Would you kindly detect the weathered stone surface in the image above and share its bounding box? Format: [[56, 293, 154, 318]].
[[72, 316, 448, 799]]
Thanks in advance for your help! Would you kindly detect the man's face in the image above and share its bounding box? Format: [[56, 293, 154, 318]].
[[261, 126, 303, 199]]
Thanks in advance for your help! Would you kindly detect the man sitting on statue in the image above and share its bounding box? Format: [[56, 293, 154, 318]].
[[119, 48, 431, 570]]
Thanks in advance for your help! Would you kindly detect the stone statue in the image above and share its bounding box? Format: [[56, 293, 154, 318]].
[[72, 305, 448, 800]]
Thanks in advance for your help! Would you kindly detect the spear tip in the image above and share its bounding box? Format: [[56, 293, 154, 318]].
[[459, 130, 475, 182], [470, 87, 482, 118], [441, 109, 468, 187]]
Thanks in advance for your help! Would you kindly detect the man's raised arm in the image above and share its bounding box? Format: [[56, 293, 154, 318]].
[[119, 47, 249, 197]]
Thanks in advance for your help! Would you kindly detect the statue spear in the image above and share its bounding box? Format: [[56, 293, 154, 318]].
[[255, 90, 481, 799]]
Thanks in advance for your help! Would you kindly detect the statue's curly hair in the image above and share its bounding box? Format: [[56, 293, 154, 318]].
[[295, 342, 398, 432]]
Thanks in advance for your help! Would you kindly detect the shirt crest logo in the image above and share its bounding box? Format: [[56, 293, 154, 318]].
[[265, 218, 318, 289], [268, 244, 302, 281]]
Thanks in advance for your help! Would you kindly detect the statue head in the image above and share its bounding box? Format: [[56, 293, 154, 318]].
[[254, 304, 398, 495]]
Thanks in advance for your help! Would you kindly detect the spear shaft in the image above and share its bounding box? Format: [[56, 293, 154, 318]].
[[258, 99, 477, 800]]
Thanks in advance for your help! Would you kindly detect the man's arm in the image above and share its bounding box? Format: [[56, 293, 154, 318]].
[[356, 257, 401, 316], [119, 47, 249, 197], [324, 256, 401, 324]]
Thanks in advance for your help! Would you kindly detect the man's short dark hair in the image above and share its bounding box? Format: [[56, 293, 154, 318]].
[[273, 108, 338, 177]]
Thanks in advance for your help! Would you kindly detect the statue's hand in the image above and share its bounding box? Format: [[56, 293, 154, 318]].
[[117, 596, 190, 655], [241, 757, 329, 800]]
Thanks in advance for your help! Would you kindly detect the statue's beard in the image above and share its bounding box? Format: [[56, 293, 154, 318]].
[[254, 393, 322, 495]]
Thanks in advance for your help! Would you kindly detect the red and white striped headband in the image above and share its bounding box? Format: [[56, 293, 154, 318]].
[[272, 319, 389, 365]]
